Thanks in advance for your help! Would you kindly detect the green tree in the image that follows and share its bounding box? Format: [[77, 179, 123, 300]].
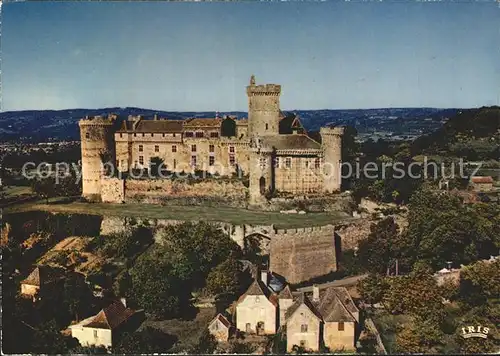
[[31, 320, 79, 354], [394, 317, 444, 354], [114, 327, 177, 354], [129, 249, 187, 319], [358, 274, 388, 306], [189, 329, 217, 354], [149, 156, 166, 177], [31, 177, 57, 203], [357, 217, 400, 274], [458, 259, 500, 307], [62, 273, 96, 322], [204, 255, 242, 299]]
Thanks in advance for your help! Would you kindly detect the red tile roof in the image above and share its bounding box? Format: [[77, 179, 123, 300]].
[[211, 313, 231, 329], [21, 266, 65, 287], [471, 176, 494, 184], [183, 118, 222, 127], [83, 300, 135, 330]]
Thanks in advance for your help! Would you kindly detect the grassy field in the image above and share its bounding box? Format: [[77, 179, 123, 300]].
[[2, 185, 32, 197], [4, 199, 354, 228]]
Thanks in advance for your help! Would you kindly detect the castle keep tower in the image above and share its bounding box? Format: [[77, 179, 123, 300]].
[[79, 116, 117, 201], [247, 75, 281, 137], [320, 126, 344, 193]]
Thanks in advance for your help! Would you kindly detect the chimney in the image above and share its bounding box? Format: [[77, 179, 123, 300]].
[[312, 285, 320, 302], [120, 297, 127, 308], [261, 270, 268, 286]]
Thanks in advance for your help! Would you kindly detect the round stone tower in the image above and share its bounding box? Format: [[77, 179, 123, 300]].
[[79, 115, 117, 201], [246, 75, 281, 137], [249, 145, 274, 206], [320, 126, 344, 193]]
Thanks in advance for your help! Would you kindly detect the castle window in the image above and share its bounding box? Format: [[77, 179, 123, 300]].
[[120, 133, 123, 138], [229, 146, 235, 153], [172, 145, 177, 153], [300, 340, 306, 348], [139, 156, 144, 165], [191, 155, 197, 167], [195, 132, 204, 138], [314, 158, 321, 169], [155, 145, 159, 152], [301, 324, 308, 333], [338, 322, 344, 331], [210, 132, 219, 138], [185, 132, 194, 137], [134, 133, 137, 137], [151, 133, 154, 137], [229, 155, 235, 166], [191, 144, 197, 152], [266, 123, 269, 130], [173, 159, 177, 169], [285, 157, 292, 169], [209, 145, 215, 153], [173, 133, 176, 137], [85, 132, 90, 139], [162, 133, 165, 137], [209, 156, 215, 166], [305, 160, 310, 168], [139, 145, 143, 152], [142, 133, 145, 137], [94, 330, 98, 338], [259, 158, 267, 169], [274, 157, 280, 168]]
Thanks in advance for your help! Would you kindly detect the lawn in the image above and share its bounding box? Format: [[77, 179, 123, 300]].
[[2, 185, 32, 197], [5, 199, 354, 228]]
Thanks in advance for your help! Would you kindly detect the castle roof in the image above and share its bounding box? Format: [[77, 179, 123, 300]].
[[183, 118, 222, 128], [261, 134, 321, 151], [118, 119, 184, 133], [285, 293, 322, 321], [83, 300, 136, 330], [278, 285, 294, 300], [21, 265, 65, 287]]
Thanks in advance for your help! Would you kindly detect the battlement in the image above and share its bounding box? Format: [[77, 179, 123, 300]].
[[320, 126, 344, 136], [274, 224, 335, 236], [247, 84, 281, 96], [79, 115, 116, 127]]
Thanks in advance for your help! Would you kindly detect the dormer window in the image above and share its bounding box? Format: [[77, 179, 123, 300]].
[[85, 132, 90, 139]]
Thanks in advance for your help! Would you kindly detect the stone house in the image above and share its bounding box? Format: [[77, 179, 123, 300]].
[[20, 265, 65, 298], [208, 313, 232, 342], [69, 300, 140, 349], [470, 176, 494, 192], [285, 285, 359, 352], [235, 271, 278, 335]]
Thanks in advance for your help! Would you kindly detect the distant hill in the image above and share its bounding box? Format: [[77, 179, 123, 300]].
[[0, 106, 458, 143], [412, 106, 500, 161]]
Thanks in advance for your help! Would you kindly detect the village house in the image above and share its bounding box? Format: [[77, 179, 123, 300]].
[[285, 285, 359, 352], [235, 271, 278, 335], [208, 313, 232, 342], [470, 176, 494, 192], [69, 299, 141, 349], [20, 265, 66, 299]]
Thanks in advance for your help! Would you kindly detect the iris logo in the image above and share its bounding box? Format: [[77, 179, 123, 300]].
[[461, 326, 490, 339]]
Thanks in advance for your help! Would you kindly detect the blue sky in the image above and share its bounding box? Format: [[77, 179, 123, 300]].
[[2, 1, 500, 111]]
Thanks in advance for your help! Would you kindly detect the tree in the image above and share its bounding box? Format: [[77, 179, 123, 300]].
[[31, 177, 57, 203], [189, 329, 217, 354], [383, 269, 445, 324], [114, 327, 177, 354], [62, 273, 96, 322], [357, 217, 400, 274], [129, 249, 187, 319], [113, 270, 132, 298], [358, 274, 388, 306], [204, 255, 242, 299], [31, 320, 79, 354], [395, 316, 444, 354], [149, 156, 166, 177], [57, 173, 82, 197], [458, 259, 500, 307]]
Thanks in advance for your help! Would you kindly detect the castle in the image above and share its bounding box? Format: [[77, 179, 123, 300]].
[[79, 76, 344, 206]]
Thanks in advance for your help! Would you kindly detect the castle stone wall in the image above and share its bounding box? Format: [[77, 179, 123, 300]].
[[270, 225, 337, 284], [101, 178, 125, 203]]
